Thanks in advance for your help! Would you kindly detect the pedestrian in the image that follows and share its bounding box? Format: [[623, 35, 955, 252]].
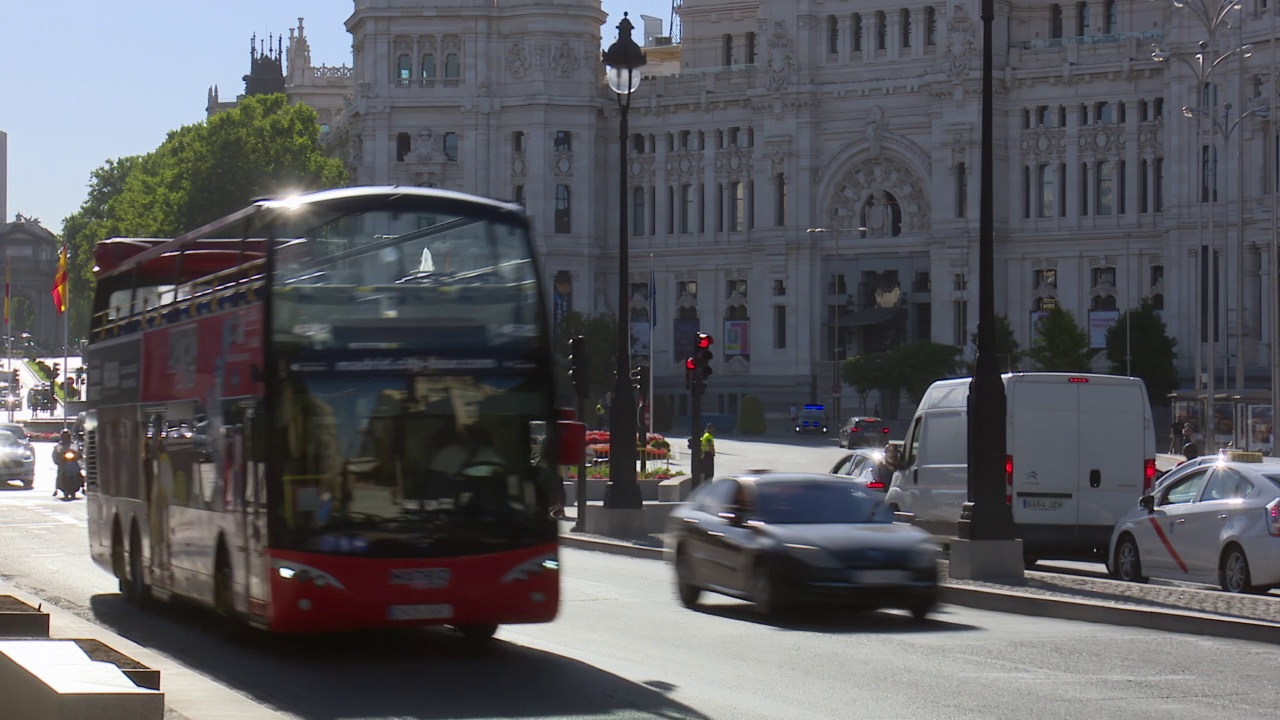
[[700, 423, 716, 480], [1181, 441, 1200, 461], [1182, 421, 1197, 450], [1170, 417, 1185, 454]]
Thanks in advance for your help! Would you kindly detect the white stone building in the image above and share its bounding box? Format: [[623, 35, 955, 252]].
[[272, 0, 1280, 424]]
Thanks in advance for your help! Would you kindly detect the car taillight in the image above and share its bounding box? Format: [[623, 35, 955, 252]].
[[882, 427, 889, 433], [1267, 500, 1280, 537], [865, 481, 885, 490], [1004, 455, 1014, 505], [1143, 458, 1156, 494], [851, 428, 859, 433]]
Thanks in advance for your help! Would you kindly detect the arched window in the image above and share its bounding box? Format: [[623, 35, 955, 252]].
[[555, 185, 571, 233], [396, 54, 411, 82], [444, 53, 460, 79], [421, 54, 436, 79], [443, 132, 458, 161]]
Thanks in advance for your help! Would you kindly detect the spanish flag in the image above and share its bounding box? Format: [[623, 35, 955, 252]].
[[51, 243, 67, 315]]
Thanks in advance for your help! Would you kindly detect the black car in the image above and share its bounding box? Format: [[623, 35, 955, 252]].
[[665, 473, 939, 619], [829, 449, 893, 492], [838, 416, 890, 448], [793, 405, 829, 434]]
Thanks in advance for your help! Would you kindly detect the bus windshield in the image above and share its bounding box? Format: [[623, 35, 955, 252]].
[[271, 207, 542, 352], [273, 372, 558, 558]]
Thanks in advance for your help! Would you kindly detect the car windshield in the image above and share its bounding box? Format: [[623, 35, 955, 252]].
[[0, 426, 25, 443], [0, 433, 22, 449], [754, 482, 892, 524]]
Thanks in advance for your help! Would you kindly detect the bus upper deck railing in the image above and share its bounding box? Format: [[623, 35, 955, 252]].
[[92, 259, 266, 340]]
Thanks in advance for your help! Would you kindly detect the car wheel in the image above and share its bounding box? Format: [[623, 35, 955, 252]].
[[1113, 535, 1147, 583], [751, 563, 785, 617], [675, 548, 702, 608], [908, 599, 934, 621], [1220, 545, 1254, 594]]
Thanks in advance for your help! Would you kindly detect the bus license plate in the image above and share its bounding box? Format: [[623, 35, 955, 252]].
[[388, 603, 453, 621], [851, 570, 910, 586], [389, 568, 451, 588], [1023, 498, 1064, 511]]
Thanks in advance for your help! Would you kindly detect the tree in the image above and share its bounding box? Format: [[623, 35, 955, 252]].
[[1028, 307, 1097, 372], [59, 94, 347, 340], [1104, 300, 1179, 402], [886, 341, 964, 405], [736, 395, 767, 435], [556, 311, 620, 403], [969, 314, 1022, 372], [842, 353, 893, 414]]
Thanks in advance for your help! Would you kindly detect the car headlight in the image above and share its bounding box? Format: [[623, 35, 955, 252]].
[[783, 543, 841, 569]]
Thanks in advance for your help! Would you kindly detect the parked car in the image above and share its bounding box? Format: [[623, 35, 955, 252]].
[[793, 405, 829, 435], [829, 448, 893, 492], [0, 422, 33, 452], [1108, 450, 1280, 593], [0, 432, 36, 489], [838, 416, 890, 448], [665, 472, 939, 619]]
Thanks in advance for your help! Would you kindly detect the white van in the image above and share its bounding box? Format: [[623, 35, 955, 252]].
[[886, 372, 1156, 562]]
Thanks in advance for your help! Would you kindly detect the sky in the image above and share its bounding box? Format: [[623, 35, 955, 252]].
[[0, 0, 674, 234]]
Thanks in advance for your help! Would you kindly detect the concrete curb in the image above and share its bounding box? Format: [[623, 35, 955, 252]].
[[558, 531, 1280, 646]]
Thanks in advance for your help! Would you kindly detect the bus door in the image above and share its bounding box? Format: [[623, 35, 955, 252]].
[[240, 406, 269, 619]]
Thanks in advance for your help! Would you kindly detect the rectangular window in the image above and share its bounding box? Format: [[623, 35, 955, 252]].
[[396, 132, 411, 162], [698, 183, 706, 233], [1038, 164, 1056, 218], [746, 32, 757, 64], [775, 173, 786, 226], [397, 54, 411, 82], [1138, 158, 1149, 213], [1022, 109, 1032, 130], [1080, 163, 1089, 215], [632, 133, 645, 153], [716, 184, 725, 232], [1058, 105, 1067, 127], [667, 186, 675, 235], [1104, 0, 1117, 33], [1117, 101, 1126, 123], [952, 299, 968, 346], [1035, 269, 1058, 291], [1155, 157, 1165, 211], [853, 14, 863, 52], [555, 185, 571, 233], [828, 16, 840, 54], [925, 7, 937, 45], [666, 133, 675, 153], [1079, 104, 1090, 126], [773, 279, 787, 296], [956, 162, 968, 218], [1022, 165, 1031, 219], [680, 184, 694, 233], [1096, 160, 1113, 215], [1153, 97, 1164, 118], [648, 186, 657, 234], [773, 306, 787, 350], [1036, 105, 1051, 127], [1095, 101, 1112, 124], [723, 34, 734, 65], [1118, 160, 1127, 214], [443, 132, 458, 161], [747, 181, 755, 230], [512, 130, 525, 153], [901, 9, 912, 48], [421, 54, 436, 79], [1076, 2, 1090, 36], [1058, 163, 1067, 216], [876, 11, 887, 50], [444, 53, 460, 79], [554, 130, 571, 152], [513, 185, 525, 206], [729, 126, 741, 147], [1050, 4, 1063, 39], [633, 187, 646, 235]]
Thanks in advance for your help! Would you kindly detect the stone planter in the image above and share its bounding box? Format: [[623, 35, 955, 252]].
[[71, 639, 160, 690], [0, 596, 49, 638]]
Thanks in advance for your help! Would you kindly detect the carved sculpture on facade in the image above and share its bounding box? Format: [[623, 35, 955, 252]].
[[551, 42, 580, 77], [865, 106, 884, 157], [827, 157, 930, 234], [765, 35, 794, 93], [507, 42, 529, 78], [946, 4, 976, 79]]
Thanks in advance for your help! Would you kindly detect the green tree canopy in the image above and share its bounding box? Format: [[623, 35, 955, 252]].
[[1104, 300, 1179, 402], [843, 341, 962, 417], [969, 314, 1022, 372], [60, 94, 347, 339], [1028, 307, 1097, 372]]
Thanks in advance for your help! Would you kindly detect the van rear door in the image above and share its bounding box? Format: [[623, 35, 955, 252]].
[[1009, 377, 1081, 527], [1076, 379, 1147, 532]]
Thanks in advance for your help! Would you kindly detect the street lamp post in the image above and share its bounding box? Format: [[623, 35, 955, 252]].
[[602, 13, 647, 509]]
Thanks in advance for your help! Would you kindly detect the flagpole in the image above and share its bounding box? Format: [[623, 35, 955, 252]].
[[4, 253, 10, 423], [63, 242, 69, 427], [648, 253, 655, 441]]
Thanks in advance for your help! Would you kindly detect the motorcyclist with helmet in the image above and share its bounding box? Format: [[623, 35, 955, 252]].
[[53, 430, 83, 500]]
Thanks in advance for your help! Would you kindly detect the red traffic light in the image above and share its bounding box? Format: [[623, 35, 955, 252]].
[[685, 357, 696, 370], [697, 333, 714, 349]]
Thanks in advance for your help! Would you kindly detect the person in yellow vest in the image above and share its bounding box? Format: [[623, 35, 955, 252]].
[[700, 424, 716, 480]]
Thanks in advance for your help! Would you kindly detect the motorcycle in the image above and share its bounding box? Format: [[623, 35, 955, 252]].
[[55, 447, 84, 500]]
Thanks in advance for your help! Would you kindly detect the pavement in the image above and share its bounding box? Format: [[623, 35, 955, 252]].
[[555, 515, 1280, 646], [0, 578, 290, 720]]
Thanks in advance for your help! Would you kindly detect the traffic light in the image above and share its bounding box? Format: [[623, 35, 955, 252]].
[[568, 335, 589, 398], [9, 369, 17, 386], [684, 357, 695, 390], [688, 332, 714, 395]]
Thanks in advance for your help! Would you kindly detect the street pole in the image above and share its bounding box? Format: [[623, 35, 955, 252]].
[[1235, 15, 1246, 393], [1272, 5, 1279, 456], [602, 13, 647, 509], [960, 0, 1012, 542]]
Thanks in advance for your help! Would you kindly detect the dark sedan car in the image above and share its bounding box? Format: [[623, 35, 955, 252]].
[[838, 416, 890, 448], [665, 473, 939, 619], [829, 449, 893, 492]]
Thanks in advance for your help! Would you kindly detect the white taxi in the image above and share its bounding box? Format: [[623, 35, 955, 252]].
[[1108, 451, 1280, 593]]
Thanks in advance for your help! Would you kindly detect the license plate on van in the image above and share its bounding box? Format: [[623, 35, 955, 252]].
[[1022, 498, 1064, 511]]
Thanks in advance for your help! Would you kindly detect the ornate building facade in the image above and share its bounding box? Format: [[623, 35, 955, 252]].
[[271, 0, 1280, 420]]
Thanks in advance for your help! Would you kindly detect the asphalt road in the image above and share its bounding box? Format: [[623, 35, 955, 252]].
[[1, 445, 1279, 720]]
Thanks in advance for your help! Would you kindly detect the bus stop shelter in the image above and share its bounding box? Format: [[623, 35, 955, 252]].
[[1168, 388, 1274, 455]]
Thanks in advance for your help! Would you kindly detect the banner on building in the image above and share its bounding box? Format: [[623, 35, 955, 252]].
[[630, 321, 652, 358], [552, 271, 572, 343], [1087, 309, 1120, 349], [723, 320, 750, 359], [1029, 310, 1049, 342]]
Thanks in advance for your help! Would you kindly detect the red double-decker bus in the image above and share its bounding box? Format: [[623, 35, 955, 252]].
[[84, 187, 561, 639]]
